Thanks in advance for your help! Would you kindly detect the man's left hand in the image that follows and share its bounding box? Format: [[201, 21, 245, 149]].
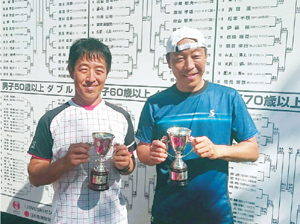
[[190, 136, 220, 160], [113, 144, 131, 170]]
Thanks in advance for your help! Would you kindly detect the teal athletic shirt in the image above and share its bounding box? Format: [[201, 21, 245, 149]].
[[136, 81, 258, 224]]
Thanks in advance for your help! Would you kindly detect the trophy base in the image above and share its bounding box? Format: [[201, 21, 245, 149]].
[[168, 166, 188, 187], [167, 179, 189, 187], [88, 169, 109, 191], [88, 183, 109, 191]]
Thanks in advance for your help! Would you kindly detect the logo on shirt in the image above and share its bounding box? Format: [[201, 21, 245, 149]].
[[30, 141, 36, 149], [209, 109, 215, 117]]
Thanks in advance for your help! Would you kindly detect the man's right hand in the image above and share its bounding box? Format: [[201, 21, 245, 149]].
[[148, 136, 168, 165], [137, 137, 169, 166], [63, 143, 91, 170], [28, 142, 91, 187]]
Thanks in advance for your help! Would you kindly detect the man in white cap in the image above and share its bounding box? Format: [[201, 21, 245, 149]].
[[135, 27, 259, 224]]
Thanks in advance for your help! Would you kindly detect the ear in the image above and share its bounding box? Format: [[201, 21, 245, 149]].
[[68, 65, 74, 79], [166, 54, 171, 69], [204, 48, 208, 59]]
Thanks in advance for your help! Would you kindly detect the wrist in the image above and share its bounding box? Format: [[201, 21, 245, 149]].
[[116, 161, 130, 174]]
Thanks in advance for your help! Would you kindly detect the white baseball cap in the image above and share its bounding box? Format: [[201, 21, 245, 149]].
[[166, 27, 207, 53]]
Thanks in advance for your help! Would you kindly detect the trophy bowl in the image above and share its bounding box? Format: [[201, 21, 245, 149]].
[[166, 127, 192, 187], [88, 132, 115, 191]]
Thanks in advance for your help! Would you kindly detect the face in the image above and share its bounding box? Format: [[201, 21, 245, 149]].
[[69, 55, 108, 106], [167, 39, 207, 92]]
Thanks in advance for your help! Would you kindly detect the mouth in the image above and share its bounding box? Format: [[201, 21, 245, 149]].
[[183, 73, 197, 79], [84, 85, 98, 91]]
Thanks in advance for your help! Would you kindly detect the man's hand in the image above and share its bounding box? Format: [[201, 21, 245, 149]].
[[136, 137, 169, 166], [28, 142, 92, 187], [113, 144, 131, 170], [148, 136, 168, 165], [190, 136, 259, 162], [63, 143, 91, 170], [190, 136, 220, 160]]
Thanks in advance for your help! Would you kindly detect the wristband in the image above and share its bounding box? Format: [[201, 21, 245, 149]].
[[117, 162, 130, 174]]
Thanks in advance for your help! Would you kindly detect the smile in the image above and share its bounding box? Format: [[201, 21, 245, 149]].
[[84, 86, 98, 91], [183, 73, 197, 79]]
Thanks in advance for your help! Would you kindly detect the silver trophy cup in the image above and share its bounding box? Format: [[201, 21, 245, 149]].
[[88, 132, 115, 191], [166, 127, 192, 187]]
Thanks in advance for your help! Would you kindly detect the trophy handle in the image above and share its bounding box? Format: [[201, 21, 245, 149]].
[[159, 138, 175, 158], [160, 137, 195, 158], [181, 137, 195, 158]]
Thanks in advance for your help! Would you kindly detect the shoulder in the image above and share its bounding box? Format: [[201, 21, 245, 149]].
[[146, 85, 176, 103], [206, 82, 240, 100], [207, 82, 238, 94], [38, 102, 71, 125], [104, 101, 131, 119]]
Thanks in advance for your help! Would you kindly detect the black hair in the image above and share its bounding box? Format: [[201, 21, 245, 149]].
[[68, 38, 112, 74]]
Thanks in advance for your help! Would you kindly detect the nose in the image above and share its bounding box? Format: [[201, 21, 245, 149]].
[[86, 70, 96, 83], [184, 57, 195, 70]]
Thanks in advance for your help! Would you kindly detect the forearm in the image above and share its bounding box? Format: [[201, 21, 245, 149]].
[[28, 157, 70, 187], [217, 137, 259, 162]]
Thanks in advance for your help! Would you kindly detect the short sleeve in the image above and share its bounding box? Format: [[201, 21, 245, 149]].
[[135, 100, 155, 144], [124, 112, 136, 152], [231, 92, 258, 142], [28, 114, 53, 160]]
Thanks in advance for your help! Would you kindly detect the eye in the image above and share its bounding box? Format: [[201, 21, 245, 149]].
[[174, 57, 184, 62], [79, 67, 88, 72], [96, 70, 103, 75], [192, 54, 202, 59], [95, 67, 105, 74]]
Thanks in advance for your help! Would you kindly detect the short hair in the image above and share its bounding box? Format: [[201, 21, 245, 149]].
[[68, 38, 112, 74]]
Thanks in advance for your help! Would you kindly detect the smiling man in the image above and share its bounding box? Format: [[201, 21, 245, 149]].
[[27, 38, 136, 224], [135, 27, 259, 224]]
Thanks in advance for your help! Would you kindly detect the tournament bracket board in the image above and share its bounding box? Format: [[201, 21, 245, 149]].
[[1, 0, 300, 223]]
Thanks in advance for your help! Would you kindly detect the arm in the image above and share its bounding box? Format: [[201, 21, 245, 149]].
[[136, 137, 168, 166], [113, 144, 136, 175], [28, 143, 91, 187], [191, 136, 259, 162]]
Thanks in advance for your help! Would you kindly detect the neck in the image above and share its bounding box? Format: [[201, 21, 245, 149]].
[[71, 98, 102, 108], [176, 79, 206, 93]]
